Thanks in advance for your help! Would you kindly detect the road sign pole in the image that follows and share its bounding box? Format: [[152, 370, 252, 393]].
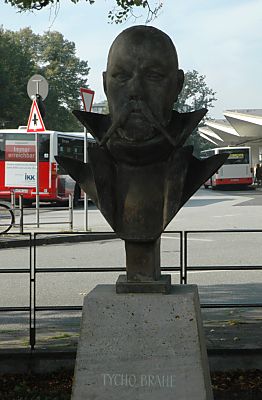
[[80, 87, 94, 232], [27, 75, 48, 229], [35, 132, 40, 228], [35, 80, 40, 228], [84, 127, 88, 231]]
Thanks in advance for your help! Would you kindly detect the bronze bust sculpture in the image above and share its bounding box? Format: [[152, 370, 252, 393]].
[[56, 26, 227, 293]]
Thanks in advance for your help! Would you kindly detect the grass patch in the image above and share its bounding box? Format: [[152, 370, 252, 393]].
[[47, 333, 72, 341]]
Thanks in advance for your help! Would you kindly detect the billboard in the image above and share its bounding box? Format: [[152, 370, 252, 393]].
[[5, 140, 35, 162], [5, 140, 36, 187]]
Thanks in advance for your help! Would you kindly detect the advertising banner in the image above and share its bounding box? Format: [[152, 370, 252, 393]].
[[5, 140, 36, 162], [5, 140, 37, 187], [5, 162, 37, 188]]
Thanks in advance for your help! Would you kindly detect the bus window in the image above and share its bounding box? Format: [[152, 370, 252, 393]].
[[0, 133, 35, 161], [39, 134, 50, 161], [0, 136, 4, 160], [0, 132, 49, 162], [57, 135, 84, 174], [219, 149, 249, 164], [58, 136, 84, 161]]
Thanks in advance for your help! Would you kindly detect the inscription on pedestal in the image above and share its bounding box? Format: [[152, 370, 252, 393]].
[[72, 285, 213, 400]]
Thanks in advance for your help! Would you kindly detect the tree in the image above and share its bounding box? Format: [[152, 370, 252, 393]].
[[0, 27, 36, 128], [0, 27, 90, 130], [174, 70, 217, 156], [5, 0, 163, 24], [37, 30, 90, 130]]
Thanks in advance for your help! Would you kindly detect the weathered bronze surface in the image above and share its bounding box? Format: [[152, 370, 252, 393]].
[[56, 26, 227, 293]]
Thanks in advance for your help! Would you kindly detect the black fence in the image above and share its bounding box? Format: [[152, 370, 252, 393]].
[[183, 229, 262, 308], [0, 230, 261, 350]]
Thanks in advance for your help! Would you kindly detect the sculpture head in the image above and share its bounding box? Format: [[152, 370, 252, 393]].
[[103, 26, 184, 163]]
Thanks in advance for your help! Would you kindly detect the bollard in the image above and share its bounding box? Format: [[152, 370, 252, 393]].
[[69, 194, 73, 231], [10, 191, 15, 209], [19, 195, 24, 233]]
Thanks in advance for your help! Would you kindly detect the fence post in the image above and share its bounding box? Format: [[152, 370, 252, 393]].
[[182, 231, 188, 284], [29, 233, 36, 350], [179, 231, 183, 284], [19, 195, 24, 234], [10, 191, 15, 209], [69, 194, 73, 231]]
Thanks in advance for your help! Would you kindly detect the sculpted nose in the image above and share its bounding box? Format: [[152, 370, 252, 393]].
[[128, 75, 143, 100]]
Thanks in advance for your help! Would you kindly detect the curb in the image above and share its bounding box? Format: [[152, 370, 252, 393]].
[[208, 348, 262, 372], [0, 348, 261, 374], [0, 232, 117, 249]]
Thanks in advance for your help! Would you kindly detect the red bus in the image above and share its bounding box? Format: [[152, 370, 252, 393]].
[[0, 127, 95, 205]]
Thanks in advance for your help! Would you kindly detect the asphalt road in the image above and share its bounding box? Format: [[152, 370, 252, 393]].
[[9, 186, 262, 232], [1, 187, 262, 349], [1, 187, 262, 306]]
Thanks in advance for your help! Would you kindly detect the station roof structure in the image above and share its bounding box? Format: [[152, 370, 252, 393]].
[[224, 109, 262, 138], [199, 109, 262, 146], [198, 128, 221, 146]]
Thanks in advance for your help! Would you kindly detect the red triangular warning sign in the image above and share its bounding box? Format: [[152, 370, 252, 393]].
[[27, 99, 45, 132]]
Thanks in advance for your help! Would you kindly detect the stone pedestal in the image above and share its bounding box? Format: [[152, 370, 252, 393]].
[[72, 284, 213, 400]]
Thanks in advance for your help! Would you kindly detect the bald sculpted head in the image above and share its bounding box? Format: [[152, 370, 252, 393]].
[[103, 26, 184, 161]]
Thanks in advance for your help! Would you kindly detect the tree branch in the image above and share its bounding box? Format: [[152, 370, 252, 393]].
[[5, 0, 163, 23]]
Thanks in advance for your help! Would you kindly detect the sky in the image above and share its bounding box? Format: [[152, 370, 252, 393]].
[[1, 0, 262, 119]]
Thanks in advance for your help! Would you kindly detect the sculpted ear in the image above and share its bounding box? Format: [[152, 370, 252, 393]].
[[103, 71, 107, 96], [177, 69, 184, 95], [173, 69, 184, 103]]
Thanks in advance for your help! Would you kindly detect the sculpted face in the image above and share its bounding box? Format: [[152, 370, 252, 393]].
[[103, 26, 184, 159]]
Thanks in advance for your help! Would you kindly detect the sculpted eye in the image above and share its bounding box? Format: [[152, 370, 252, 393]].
[[146, 72, 164, 80], [112, 72, 130, 82]]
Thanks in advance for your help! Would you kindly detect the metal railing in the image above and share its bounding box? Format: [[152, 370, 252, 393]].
[[9, 193, 74, 232], [0, 229, 261, 350], [184, 229, 262, 308]]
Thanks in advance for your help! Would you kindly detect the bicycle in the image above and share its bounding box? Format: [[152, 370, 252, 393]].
[[0, 202, 15, 234]]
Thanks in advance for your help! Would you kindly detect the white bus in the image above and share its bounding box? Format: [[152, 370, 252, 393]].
[[201, 146, 253, 189]]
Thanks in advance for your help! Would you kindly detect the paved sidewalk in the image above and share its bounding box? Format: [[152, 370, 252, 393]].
[[0, 214, 261, 371], [0, 283, 261, 373], [0, 230, 116, 248], [0, 284, 261, 351]]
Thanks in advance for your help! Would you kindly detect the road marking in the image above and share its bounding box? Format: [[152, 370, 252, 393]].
[[163, 236, 213, 242], [213, 214, 238, 218]]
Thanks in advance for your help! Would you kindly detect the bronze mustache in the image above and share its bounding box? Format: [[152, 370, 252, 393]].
[[100, 100, 176, 147]]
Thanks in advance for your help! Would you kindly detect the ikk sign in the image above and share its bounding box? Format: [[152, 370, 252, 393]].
[[5, 162, 36, 188], [4, 140, 36, 187], [27, 99, 45, 132]]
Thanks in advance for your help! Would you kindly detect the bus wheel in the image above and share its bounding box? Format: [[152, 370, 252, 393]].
[[73, 184, 81, 208]]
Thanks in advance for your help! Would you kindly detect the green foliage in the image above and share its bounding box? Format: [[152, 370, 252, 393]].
[[5, 0, 94, 10], [4, 0, 162, 23], [175, 70, 217, 156], [175, 70, 217, 114], [108, 0, 163, 24], [0, 27, 35, 129], [0, 27, 90, 131]]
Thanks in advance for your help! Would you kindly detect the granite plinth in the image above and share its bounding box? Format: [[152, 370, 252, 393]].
[[72, 284, 213, 400]]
